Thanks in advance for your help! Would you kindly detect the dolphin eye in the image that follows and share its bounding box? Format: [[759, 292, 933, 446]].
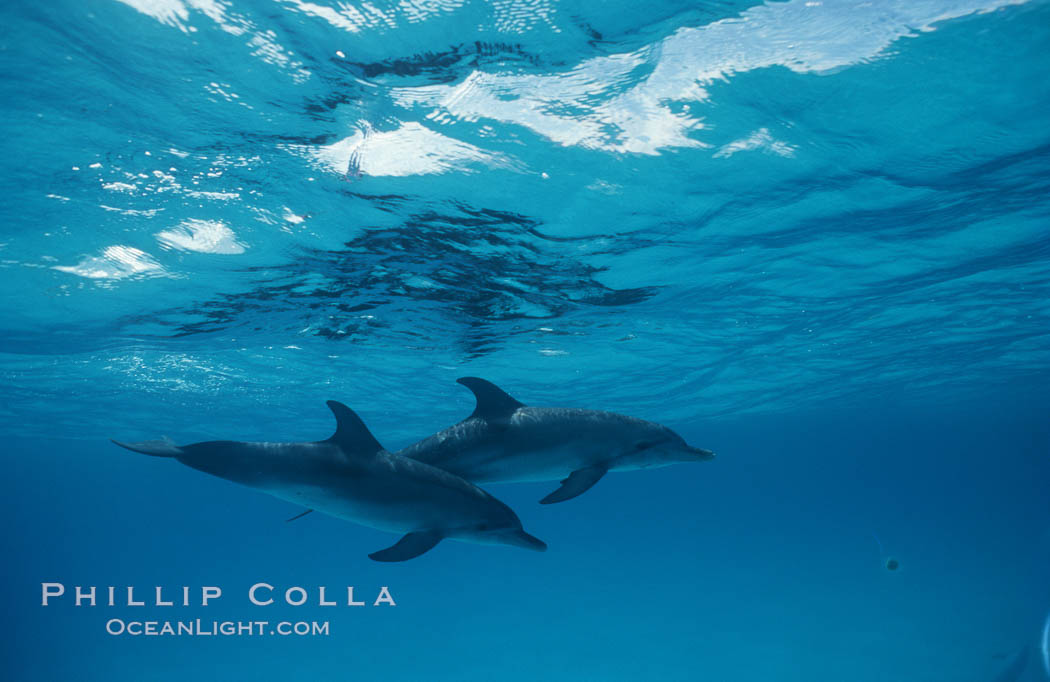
[[633, 440, 660, 452]]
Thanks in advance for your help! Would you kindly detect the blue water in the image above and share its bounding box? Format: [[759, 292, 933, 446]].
[[2, 0, 1049, 679]]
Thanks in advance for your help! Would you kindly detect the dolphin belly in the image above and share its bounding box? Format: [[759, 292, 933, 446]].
[[254, 469, 488, 535], [261, 481, 422, 533], [424, 441, 602, 484]]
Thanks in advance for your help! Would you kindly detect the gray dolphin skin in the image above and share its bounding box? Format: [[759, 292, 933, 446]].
[[112, 401, 546, 562], [398, 377, 715, 504]]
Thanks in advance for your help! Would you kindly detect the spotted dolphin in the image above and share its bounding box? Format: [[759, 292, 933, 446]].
[[398, 377, 715, 504], [113, 401, 546, 561]]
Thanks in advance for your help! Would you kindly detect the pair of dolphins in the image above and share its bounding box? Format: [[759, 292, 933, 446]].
[[113, 377, 715, 562]]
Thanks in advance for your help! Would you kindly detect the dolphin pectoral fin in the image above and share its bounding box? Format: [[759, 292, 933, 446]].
[[285, 509, 314, 523], [368, 531, 444, 562], [540, 465, 608, 504], [111, 438, 182, 457], [457, 377, 524, 421]]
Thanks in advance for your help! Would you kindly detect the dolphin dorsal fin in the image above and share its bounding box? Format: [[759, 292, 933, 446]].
[[325, 401, 384, 455], [457, 377, 524, 421]]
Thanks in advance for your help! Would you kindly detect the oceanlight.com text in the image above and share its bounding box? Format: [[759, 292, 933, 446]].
[[104, 619, 330, 637]]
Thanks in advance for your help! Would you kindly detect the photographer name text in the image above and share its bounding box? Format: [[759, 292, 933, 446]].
[[41, 582, 396, 607]]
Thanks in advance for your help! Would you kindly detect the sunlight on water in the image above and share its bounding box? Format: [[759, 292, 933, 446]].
[[1, 0, 1048, 442]]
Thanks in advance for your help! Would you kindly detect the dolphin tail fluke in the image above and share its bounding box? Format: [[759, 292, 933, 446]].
[[111, 438, 183, 458], [368, 530, 443, 562], [540, 464, 608, 504]]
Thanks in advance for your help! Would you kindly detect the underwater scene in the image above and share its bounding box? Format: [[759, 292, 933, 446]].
[[1, 0, 1049, 679]]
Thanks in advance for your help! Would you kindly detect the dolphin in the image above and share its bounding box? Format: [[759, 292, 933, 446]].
[[397, 377, 715, 504], [112, 401, 547, 561]]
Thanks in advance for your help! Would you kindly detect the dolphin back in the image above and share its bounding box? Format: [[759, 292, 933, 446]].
[[111, 438, 183, 458]]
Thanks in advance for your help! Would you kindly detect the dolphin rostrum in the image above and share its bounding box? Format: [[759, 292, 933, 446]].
[[112, 401, 547, 561], [398, 377, 715, 504]]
